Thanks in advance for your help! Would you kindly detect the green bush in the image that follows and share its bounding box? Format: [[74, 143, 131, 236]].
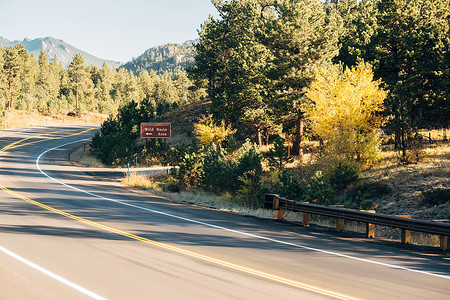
[[90, 99, 156, 166], [201, 144, 237, 193], [304, 171, 336, 205], [200, 142, 263, 195], [272, 170, 304, 202], [267, 136, 293, 170], [360, 199, 374, 210], [176, 148, 203, 190], [237, 170, 262, 207], [329, 163, 359, 191]]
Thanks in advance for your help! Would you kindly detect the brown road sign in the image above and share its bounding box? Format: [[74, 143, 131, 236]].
[[141, 123, 171, 138]]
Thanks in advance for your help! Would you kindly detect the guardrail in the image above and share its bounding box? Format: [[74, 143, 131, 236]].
[[264, 194, 450, 251]]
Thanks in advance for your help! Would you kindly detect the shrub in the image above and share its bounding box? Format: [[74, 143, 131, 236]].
[[360, 199, 374, 210], [90, 99, 157, 166], [237, 170, 262, 207], [236, 143, 263, 180], [163, 176, 181, 193], [267, 136, 293, 170], [329, 162, 360, 191], [272, 170, 304, 202], [176, 148, 203, 190], [304, 171, 336, 205], [201, 144, 236, 193]]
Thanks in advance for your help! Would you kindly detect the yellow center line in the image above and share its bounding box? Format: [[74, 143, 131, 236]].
[[0, 128, 358, 300], [0, 184, 356, 300], [0, 128, 94, 153], [1, 128, 79, 152]]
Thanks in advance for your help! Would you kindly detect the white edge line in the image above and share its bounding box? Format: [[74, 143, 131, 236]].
[[0, 245, 106, 300], [36, 139, 450, 281]]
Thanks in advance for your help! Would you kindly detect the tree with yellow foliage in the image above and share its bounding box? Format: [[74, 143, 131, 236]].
[[305, 62, 387, 165], [194, 114, 236, 147]]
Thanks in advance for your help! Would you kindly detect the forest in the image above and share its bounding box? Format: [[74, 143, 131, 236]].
[[0, 46, 199, 120], [1, 0, 449, 211]]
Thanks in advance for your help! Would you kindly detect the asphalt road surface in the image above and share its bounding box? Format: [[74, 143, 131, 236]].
[[0, 125, 449, 299]]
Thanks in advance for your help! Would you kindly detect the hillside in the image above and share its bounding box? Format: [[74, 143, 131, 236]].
[[120, 40, 197, 75], [0, 36, 122, 69]]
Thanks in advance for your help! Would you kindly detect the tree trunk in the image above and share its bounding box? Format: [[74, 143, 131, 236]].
[[401, 128, 406, 160], [292, 117, 304, 157], [75, 85, 79, 111], [257, 128, 262, 147], [394, 130, 400, 150], [8, 81, 13, 111]]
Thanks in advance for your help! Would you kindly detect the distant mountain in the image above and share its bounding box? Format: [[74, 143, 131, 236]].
[[120, 40, 197, 75], [0, 36, 122, 69]]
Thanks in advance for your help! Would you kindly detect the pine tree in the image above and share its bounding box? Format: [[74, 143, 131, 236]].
[[335, 0, 379, 67], [267, 136, 293, 170], [369, 0, 449, 159], [3, 44, 29, 110], [0, 45, 7, 111], [189, 0, 273, 139], [262, 0, 343, 156], [68, 53, 92, 112]]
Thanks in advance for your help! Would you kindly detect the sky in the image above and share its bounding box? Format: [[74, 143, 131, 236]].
[[0, 0, 218, 62]]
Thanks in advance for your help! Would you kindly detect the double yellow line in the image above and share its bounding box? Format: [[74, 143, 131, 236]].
[[0, 128, 93, 153], [0, 128, 357, 300]]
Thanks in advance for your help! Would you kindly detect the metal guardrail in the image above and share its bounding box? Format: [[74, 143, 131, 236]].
[[264, 194, 450, 250]]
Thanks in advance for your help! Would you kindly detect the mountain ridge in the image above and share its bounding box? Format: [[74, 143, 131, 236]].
[[120, 39, 198, 75], [0, 36, 122, 69]]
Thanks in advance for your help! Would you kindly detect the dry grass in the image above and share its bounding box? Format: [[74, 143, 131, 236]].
[[70, 145, 104, 168], [2, 110, 107, 129], [121, 173, 278, 219], [120, 173, 155, 189]]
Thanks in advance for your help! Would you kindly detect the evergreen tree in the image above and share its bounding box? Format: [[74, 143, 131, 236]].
[[3, 44, 29, 110], [95, 63, 115, 113], [138, 70, 157, 103], [267, 136, 293, 170], [335, 0, 379, 67], [190, 0, 273, 138], [68, 53, 93, 112], [263, 0, 343, 156], [369, 0, 449, 159], [35, 48, 59, 113], [0, 46, 7, 110]]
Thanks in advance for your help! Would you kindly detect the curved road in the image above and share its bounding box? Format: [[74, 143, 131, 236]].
[[0, 125, 449, 299]]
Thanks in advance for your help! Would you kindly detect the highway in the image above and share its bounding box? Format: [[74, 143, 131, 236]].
[[0, 125, 449, 299]]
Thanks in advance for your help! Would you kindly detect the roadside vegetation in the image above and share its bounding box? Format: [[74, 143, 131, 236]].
[[90, 0, 449, 224], [2, 0, 448, 246]]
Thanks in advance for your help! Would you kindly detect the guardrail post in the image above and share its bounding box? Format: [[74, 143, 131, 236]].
[[440, 236, 449, 251], [434, 220, 450, 251], [397, 215, 412, 244], [401, 229, 411, 244], [264, 194, 279, 210], [273, 197, 280, 210], [276, 209, 286, 220], [302, 212, 310, 227], [366, 223, 375, 238], [336, 218, 345, 232]]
